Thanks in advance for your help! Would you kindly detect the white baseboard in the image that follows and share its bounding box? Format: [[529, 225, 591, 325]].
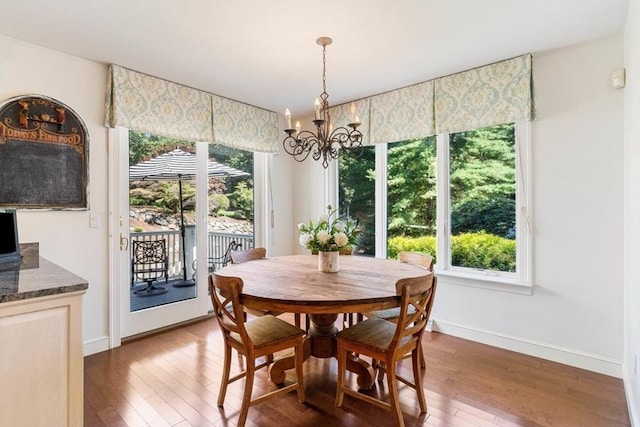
[[432, 319, 623, 378], [83, 335, 110, 356]]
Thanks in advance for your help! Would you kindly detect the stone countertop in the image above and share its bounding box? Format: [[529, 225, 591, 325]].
[[0, 257, 88, 304]]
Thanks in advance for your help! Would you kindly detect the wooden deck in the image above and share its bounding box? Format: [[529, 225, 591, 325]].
[[130, 278, 197, 312]]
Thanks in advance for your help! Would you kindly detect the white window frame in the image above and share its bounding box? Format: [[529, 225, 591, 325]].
[[364, 121, 532, 294], [435, 121, 532, 294]]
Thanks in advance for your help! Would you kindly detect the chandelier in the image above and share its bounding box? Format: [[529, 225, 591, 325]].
[[282, 37, 363, 168]]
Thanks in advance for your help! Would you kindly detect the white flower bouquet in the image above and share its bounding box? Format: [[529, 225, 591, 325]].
[[298, 205, 359, 253]]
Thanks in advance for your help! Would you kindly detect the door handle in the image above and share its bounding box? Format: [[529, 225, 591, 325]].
[[120, 233, 129, 251]]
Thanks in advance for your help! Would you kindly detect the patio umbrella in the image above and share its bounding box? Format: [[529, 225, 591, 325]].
[[129, 148, 249, 286]]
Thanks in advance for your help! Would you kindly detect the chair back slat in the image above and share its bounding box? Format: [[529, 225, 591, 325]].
[[209, 274, 250, 345], [398, 251, 434, 271], [230, 247, 267, 264], [390, 275, 437, 357], [131, 239, 168, 284]]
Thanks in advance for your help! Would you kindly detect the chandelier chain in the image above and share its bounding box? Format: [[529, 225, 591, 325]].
[[320, 43, 329, 118]]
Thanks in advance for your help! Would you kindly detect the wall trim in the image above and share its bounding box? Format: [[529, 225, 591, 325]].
[[433, 319, 622, 378], [83, 335, 110, 357]]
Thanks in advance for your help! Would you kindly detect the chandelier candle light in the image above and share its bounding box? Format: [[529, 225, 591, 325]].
[[283, 37, 363, 168]]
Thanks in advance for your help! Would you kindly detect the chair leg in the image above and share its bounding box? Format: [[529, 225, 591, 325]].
[[218, 343, 232, 406], [376, 359, 386, 382], [238, 361, 255, 427], [412, 348, 427, 413], [386, 357, 405, 427], [294, 341, 305, 403], [334, 342, 347, 407], [419, 345, 426, 368]]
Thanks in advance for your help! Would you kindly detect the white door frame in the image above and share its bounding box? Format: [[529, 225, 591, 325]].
[[108, 128, 210, 345]]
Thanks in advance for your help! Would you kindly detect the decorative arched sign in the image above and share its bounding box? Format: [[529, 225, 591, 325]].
[[0, 95, 89, 209]]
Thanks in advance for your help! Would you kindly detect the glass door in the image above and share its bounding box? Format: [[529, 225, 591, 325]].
[[112, 128, 209, 339]]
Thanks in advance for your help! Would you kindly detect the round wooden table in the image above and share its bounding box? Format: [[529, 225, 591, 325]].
[[216, 254, 433, 388]]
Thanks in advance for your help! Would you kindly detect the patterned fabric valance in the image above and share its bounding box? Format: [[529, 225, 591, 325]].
[[434, 54, 534, 134], [211, 94, 279, 153], [369, 80, 435, 144], [105, 65, 280, 152], [328, 98, 372, 146], [105, 65, 213, 142], [332, 54, 532, 145]]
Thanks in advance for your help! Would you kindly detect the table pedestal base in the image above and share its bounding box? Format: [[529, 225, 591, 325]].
[[268, 313, 376, 389]]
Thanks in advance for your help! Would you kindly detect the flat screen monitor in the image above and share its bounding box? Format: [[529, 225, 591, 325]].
[[0, 209, 21, 264]]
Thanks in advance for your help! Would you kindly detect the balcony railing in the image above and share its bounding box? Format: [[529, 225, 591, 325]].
[[130, 230, 254, 282]]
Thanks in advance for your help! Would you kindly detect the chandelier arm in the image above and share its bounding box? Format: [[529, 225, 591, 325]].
[[328, 127, 363, 150], [283, 130, 324, 163]]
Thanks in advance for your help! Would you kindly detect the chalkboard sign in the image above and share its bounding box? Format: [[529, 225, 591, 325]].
[[0, 95, 89, 210]]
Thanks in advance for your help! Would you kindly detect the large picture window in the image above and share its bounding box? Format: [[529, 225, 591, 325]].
[[338, 121, 531, 288]]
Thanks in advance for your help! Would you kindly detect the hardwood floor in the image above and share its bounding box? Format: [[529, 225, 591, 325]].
[[84, 315, 631, 426]]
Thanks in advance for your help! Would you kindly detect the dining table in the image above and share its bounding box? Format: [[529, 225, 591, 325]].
[[215, 254, 433, 389]]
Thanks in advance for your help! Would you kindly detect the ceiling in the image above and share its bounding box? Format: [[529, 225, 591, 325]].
[[0, 1, 630, 118]]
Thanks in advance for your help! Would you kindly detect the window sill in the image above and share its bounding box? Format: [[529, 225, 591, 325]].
[[433, 268, 533, 295]]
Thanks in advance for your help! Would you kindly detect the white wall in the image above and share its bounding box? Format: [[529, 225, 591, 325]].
[[292, 35, 627, 377], [268, 148, 296, 256], [624, 0, 640, 424], [0, 35, 110, 352]]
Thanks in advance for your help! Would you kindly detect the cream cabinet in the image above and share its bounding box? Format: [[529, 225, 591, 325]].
[[0, 258, 87, 427]]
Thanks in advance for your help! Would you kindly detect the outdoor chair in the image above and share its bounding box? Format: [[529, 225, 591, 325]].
[[209, 273, 305, 427], [191, 240, 241, 280], [335, 274, 437, 427], [131, 239, 169, 296]]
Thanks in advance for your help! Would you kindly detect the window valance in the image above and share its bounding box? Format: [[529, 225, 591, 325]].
[[210, 94, 279, 153], [434, 54, 534, 134], [105, 65, 213, 142], [105, 65, 279, 152], [329, 54, 533, 144], [369, 80, 435, 144]]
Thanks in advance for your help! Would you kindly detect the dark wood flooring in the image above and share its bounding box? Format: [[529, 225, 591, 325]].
[[84, 315, 631, 426]]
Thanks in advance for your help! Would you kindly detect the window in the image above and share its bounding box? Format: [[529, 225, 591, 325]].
[[208, 144, 255, 254], [386, 137, 436, 259], [440, 121, 531, 288], [338, 121, 531, 290], [441, 123, 524, 277], [338, 146, 375, 255]]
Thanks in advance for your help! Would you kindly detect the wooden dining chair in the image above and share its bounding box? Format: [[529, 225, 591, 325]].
[[231, 247, 304, 329], [334, 274, 437, 427], [360, 251, 434, 370], [209, 273, 306, 427]]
